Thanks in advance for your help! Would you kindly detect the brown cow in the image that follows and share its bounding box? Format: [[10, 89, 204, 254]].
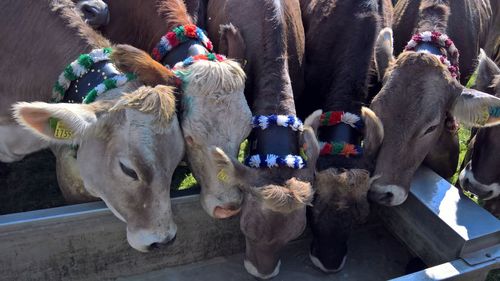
[[459, 51, 500, 202], [2, 0, 185, 252], [65, 0, 252, 219], [392, 0, 494, 84], [368, 1, 500, 206], [206, 0, 320, 278]]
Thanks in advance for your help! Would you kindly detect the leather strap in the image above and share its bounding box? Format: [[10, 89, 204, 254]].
[[415, 42, 443, 56], [62, 61, 120, 103], [249, 126, 299, 156], [319, 123, 361, 146], [161, 39, 209, 68]]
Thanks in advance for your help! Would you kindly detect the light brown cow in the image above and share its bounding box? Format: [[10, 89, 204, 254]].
[[2, 0, 184, 252]]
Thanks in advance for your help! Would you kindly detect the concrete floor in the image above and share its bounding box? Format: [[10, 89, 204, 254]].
[[119, 224, 413, 281]]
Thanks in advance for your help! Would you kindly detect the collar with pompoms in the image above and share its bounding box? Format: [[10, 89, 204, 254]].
[[318, 111, 363, 158], [245, 114, 306, 169], [405, 31, 460, 79], [244, 154, 306, 169], [319, 111, 363, 130], [152, 24, 213, 62], [252, 115, 304, 131], [51, 48, 136, 104], [172, 53, 226, 70]]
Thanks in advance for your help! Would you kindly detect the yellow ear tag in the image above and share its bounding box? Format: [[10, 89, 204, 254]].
[[217, 169, 229, 183], [300, 147, 308, 161], [53, 120, 73, 139]]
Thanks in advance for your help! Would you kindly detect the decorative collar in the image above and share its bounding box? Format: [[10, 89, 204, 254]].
[[319, 111, 363, 130], [51, 48, 136, 104], [151, 24, 213, 62], [172, 53, 226, 70], [252, 115, 304, 131], [245, 154, 306, 169], [405, 31, 460, 79], [319, 141, 362, 157]]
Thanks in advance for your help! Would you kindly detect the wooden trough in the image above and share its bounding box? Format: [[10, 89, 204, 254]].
[[0, 167, 498, 280]]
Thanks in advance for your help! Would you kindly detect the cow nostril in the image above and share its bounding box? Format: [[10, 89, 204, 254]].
[[463, 178, 470, 188], [148, 234, 177, 251], [81, 4, 99, 19], [384, 192, 394, 199], [149, 242, 160, 250]]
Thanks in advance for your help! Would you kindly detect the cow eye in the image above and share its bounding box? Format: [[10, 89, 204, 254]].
[[119, 161, 138, 180], [424, 125, 438, 135]]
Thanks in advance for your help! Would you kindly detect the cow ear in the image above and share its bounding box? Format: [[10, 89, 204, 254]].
[[111, 44, 178, 86], [304, 109, 322, 136], [452, 88, 500, 127], [12, 102, 98, 144], [210, 146, 257, 187], [299, 125, 320, 170], [475, 49, 500, 94], [374, 27, 395, 82], [361, 106, 384, 158], [219, 23, 246, 64]]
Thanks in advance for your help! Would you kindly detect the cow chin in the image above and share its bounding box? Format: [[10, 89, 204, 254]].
[[459, 168, 500, 200], [368, 184, 408, 206], [244, 259, 281, 280]]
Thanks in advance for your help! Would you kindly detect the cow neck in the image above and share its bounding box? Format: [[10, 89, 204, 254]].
[[317, 111, 363, 159], [245, 114, 305, 169], [405, 31, 460, 80]]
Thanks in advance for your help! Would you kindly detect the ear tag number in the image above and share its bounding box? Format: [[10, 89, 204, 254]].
[[217, 169, 229, 183], [51, 118, 73, 139]]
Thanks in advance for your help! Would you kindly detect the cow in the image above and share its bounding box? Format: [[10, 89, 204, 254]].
[[1, 0, 185, 252]]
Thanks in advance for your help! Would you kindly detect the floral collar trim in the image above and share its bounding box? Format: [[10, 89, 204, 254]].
[[51, 48, 136, 104], [319, 111, 363, 130], [244, 154, 306, 169], [251, 115, 304, 131], [405, 31, 460, 79], [173, 53, 226, 70], [152, 24, 213, 62], [319, 141, 362, 157]]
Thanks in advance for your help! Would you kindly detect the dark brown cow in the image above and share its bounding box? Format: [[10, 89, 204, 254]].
[[459, 51, 500, 201], [206, 0, 320, 278], [299, 0, 384, 273], [368, 1, 500, 206], [392, 0, 494, 85]]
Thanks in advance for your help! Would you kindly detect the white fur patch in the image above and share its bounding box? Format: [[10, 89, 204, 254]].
[[244, 259, 281, 279], [370, 184, 408, 206], [309, 253, 347, 273], [459, 167, 500, 200]]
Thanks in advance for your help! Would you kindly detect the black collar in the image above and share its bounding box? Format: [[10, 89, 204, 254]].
[[161, 39, 209, 68], [62, 60, 121, 103], [415, 42, 442, 56], [319, 123, 361, 146], [249, 126, 299, 156]]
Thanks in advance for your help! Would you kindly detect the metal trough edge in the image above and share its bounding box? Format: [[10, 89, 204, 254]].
[[0, 194, 244, 281], [379, 166, 500, 266]]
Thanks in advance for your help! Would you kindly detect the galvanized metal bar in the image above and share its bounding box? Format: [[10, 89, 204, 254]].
[[0, 195, 244, 281], [379, 167, 500, 266]]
